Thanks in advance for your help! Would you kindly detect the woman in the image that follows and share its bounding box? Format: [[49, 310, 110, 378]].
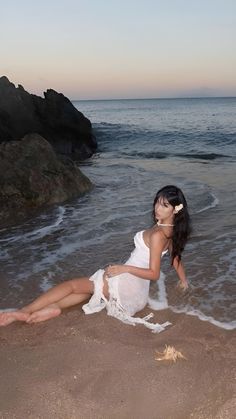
[[0, 185, 191, 332]]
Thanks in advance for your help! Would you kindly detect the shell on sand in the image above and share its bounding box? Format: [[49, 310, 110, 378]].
[[155, 345, 186, 363]]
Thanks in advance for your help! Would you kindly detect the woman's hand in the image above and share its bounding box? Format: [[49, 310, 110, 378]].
[[176, 279, 189, 291], [104, 264, 127, 278]]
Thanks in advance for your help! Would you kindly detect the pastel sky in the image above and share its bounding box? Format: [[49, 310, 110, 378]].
[[0, 0, 236, 99]]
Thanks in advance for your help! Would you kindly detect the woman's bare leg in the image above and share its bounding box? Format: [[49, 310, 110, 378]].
[[0, 277, 99, 326], [26, 278, 95, 323], [23, 277, 93, 313]]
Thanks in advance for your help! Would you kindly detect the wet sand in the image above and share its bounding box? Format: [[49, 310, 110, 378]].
[[0, 307, 235, 419]]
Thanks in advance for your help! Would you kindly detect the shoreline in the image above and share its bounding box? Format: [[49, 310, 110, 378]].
[[168, 306, 236, 331], [0, 306, 235, 418]]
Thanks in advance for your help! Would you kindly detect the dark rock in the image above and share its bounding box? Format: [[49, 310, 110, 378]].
[[0, 133, 93, 224], [0, 76, 97, 160]]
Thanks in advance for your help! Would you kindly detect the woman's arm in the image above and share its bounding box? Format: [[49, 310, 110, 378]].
[[105, 263, 160, 281], [105, 231, 166, 281], [172, 256, 189, 290]]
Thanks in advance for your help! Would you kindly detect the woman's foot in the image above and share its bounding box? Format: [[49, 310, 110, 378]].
[[0, 311, 30, 326], [26, 306, 61, 323]]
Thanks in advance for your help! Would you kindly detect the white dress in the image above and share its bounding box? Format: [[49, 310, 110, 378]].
[[82, 230, 171, 333]]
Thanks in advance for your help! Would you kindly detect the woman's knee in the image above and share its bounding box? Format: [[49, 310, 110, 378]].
[[70, 277, 94, 294]]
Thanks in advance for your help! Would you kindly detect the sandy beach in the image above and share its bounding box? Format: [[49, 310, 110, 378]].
[[0, 306, 235, 419]]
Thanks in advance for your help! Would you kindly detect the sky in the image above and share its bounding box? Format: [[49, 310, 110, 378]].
[[0, 0, 236, 100]]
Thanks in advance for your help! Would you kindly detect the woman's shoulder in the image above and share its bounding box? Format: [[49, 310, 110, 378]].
[[143, 227, 167, 248], [150, 227, 167, 242]]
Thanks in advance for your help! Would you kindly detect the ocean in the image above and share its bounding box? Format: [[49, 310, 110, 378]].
[[0, 97, 235, 330]]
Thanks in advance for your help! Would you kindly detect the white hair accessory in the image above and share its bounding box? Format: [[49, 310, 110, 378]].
[[174, 203, 183, 213]]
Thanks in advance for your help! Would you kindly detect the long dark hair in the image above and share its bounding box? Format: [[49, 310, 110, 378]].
[[152, 185, 191, 264]]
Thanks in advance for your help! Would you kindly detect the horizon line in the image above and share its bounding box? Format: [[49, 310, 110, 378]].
[[72, 95, 236, 102]]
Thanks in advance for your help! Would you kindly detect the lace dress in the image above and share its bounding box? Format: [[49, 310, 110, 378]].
[[82, 231, 171, 333]]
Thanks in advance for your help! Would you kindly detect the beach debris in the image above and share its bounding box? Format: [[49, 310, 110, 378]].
[[155, 345, 186, 363]]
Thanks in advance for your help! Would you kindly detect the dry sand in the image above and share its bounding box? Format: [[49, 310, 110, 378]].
[[0, 306, 235, 419]]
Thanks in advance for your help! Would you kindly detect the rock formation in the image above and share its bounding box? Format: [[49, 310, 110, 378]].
[[0, 76, 97, 225], [0, 76, 97, 160], [0, 133, 93, 224]]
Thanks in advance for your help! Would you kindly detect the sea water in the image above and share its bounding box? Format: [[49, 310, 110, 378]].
[[0, 98, 235, 330]]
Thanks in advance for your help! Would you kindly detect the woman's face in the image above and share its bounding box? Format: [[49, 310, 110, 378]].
[[154, 196, 175, 222]]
